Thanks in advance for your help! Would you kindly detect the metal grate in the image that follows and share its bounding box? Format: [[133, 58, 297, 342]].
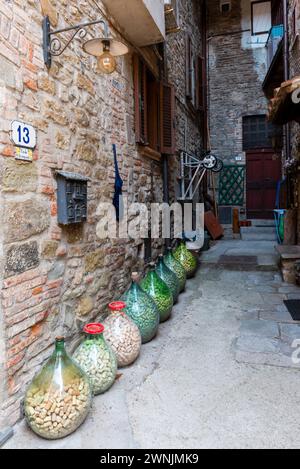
[[218, 165, 245, 206], [218, 206, 233, 225], [242, 115, 281, 151]]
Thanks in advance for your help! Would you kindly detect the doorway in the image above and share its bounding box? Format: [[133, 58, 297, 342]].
[[246, 149, 281, 219], [243, 115, 282, 219]]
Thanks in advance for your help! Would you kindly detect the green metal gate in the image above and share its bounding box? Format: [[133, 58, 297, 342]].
[[218, 165, 245, 206]]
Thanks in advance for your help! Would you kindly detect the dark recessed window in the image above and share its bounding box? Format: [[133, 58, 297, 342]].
[[144, 238, 152, 264], [243, 115, 282, 151], [221, 2, 231, 14]]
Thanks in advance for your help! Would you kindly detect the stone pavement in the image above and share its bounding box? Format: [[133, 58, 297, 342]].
[[4, 240, 300, 449], [201, 239, 279, 271]]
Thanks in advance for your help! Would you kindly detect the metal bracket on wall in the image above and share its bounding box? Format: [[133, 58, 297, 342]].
[[43, 16, 109, 68]]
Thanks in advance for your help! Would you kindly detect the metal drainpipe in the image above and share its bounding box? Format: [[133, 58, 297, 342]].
[[283, 0, 289, 82], [162, 154, 170, 248], [161, 42, 170, 248], [283, 0, 292, 207]]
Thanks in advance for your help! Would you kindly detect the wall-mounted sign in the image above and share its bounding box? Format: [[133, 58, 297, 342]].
[[15, 147, 33, 162], [11, 121, 37, 149]]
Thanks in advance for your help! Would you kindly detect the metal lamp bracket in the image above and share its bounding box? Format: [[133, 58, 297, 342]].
[[43, 16, 109, 68]]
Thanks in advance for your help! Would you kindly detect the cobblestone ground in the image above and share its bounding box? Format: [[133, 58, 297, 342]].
[[5, 243, 300, 449]]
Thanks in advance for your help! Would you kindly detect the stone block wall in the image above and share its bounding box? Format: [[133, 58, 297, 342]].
[[0, 0, 205, 429], [288, 0, 300, 242], [165, 0, 205, 200], [207, 0, 269, 165]]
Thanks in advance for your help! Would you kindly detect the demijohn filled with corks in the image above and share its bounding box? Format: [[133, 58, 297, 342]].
[[103, 301, 141, 367], [24, 337, 92, 440], [73, 323, 117, 396]]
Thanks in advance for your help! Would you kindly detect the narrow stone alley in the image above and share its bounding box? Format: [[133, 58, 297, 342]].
[[5, 239, 300, 450]]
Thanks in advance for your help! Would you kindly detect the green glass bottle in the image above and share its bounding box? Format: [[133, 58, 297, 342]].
[[173, 240, 198, 278], [164, 248, 186, 292], [156, 254, 180, 303], [24, 337, 92, 440], [73, 323, 117, 396], [121, 273, 160, 344], [140, 263, 173, 323]]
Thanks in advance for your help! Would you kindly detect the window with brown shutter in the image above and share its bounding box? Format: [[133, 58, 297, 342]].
[[196, 55, 205, 111], [185, 34, 192, 100], [147, 76, 160, 153], [133, 55, 148, 145], [133, 54, 176, 158], [160, 83, 175, 155]]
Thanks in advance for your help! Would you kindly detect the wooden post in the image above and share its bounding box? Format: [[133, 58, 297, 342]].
[[233, 208, 240, 234]]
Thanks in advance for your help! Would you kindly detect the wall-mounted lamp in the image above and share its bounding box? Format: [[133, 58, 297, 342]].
[[43, 16, 129, 73]]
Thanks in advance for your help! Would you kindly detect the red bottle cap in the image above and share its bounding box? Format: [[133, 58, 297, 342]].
[[83, 323, 105, 335], [109, 301, 126, 311]]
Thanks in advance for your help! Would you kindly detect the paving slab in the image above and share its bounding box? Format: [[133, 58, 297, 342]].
[[240, 319, 279, 338], [259, 307, 298, 324], [280, 324, 300, 344], [0, 429, 14, 448], [236, 335, 280, 354]]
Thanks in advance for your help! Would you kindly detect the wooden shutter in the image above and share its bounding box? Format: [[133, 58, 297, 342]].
[[185, 34, 192, 100], [196, 55, 205, 111], [160, 83, 175, 155], [133, 54, 148, 145], [148, 81, 160, 152]]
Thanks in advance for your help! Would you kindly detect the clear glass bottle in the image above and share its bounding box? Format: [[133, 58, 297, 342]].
[[156, 254, 180, 303], [73, 324, 117, 396], [140, 263, 173, 323], [173, 240, 198, 278], [164, 248, 187, 292], [24, 337, 92, 440], [122, 273, 160, 344], [103, 301, 142, 367]]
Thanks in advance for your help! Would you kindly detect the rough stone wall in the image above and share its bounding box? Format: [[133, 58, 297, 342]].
[[0, 0, 205, 429], [165, 0, 204, 199], [207, 0, 269, 164], [288, 0, 300, 241]]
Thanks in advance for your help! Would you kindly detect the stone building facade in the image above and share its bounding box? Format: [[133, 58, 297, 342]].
[[207, 0, 269, 165], [288, 0, 300, 240], [0, 0, 204, 431]]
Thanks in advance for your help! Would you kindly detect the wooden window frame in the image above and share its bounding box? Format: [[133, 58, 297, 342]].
[[251, 0, 272, 36], [186, 34, 199, 114], [160, 82, 175, 155], [291, 2, 300, 48], [133, 54, 176, 159], [186, 34, 192, 101]]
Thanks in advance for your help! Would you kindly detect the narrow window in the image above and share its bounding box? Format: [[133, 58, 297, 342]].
[[251, 1, 272, 35], [242, 115, 282, 151], [133, 54, 176, 156]]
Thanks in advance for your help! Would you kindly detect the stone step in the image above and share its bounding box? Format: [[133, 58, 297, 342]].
[[241, 232, 278, 241], [250, 219, 276, 227], [240, 226, 277, 235]]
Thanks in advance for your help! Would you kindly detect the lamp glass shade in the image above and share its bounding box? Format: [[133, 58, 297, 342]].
[[83, 38, 129, 57], [97, 52, 116, 74]]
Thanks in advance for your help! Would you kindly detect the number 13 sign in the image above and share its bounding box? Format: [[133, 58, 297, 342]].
[[11, 121, 37, 149]]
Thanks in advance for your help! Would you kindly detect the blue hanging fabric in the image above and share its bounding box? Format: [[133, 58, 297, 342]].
[[112, 144, 124, 222]]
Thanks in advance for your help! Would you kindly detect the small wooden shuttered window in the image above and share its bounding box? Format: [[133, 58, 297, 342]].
[[133, 54, 148, 145], [160, 83, 175, 155], [196, 55, 205, 111], [185, 34, 192, 100], [133, 54, 176, 157]]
